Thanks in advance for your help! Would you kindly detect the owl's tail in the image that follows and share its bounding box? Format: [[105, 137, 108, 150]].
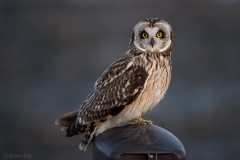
[[55, 110, 99, 151], [55, 110, 80, 137]]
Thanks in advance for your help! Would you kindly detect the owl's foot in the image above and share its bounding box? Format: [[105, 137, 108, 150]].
[[132, 117, 153, 125]]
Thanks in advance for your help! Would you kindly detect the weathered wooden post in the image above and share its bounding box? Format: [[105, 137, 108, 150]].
[[92, 124, 186, 160]]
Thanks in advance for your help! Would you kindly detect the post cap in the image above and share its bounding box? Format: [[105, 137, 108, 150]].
[[93, 124, 186, 160]]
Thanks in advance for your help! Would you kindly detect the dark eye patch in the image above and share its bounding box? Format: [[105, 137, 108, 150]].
[[140, 30, 148, 39]]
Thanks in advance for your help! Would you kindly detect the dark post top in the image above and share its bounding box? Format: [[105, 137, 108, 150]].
[[92, 124, 186, 160]]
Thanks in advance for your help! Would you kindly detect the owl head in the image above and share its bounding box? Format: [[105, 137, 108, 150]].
[[130, 18, 173, 53]]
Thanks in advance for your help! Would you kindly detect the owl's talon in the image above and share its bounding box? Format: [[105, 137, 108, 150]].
[[132, 117, 153, 125]]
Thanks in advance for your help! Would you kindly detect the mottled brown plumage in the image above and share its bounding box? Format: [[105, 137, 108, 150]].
[[55, 18, 173, 151]]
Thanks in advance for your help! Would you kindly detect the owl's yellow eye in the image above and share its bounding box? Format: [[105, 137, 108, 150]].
[[142, 32, 148, 39], [156, 31, 163, 38]]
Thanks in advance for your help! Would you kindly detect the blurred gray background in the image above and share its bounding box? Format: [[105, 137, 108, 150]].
[[1, 0, 240, 160]]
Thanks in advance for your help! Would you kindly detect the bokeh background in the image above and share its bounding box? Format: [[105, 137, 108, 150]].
[[1, 0, 240, 160]]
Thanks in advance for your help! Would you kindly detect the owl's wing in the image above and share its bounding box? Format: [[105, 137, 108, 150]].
[[78, 58, 148, 124], [94, 56, 133, 88]]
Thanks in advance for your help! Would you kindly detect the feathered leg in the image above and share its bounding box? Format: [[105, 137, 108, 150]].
[[79, 127, 98, 151]]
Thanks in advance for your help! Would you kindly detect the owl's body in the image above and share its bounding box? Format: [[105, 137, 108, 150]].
[[95, 51, 171, 136], [55, 18, 173, 151]]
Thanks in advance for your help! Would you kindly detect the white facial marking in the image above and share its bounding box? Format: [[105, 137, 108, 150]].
[[134, 41, 146, 51], [159, 40, 171, 52]]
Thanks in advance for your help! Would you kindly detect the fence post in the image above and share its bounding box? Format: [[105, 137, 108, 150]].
[[92, 124, 186, 160]]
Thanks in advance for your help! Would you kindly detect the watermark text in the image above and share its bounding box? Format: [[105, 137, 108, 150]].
[[3, 153, 31, 158]]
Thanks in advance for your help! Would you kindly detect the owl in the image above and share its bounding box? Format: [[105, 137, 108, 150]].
[[55, 18, 173, 151]]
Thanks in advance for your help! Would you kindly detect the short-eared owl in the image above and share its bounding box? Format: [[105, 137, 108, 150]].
[[55, 18, 173, 151]]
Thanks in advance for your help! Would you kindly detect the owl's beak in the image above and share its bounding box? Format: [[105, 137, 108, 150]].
[[150, 38, 155, 47]]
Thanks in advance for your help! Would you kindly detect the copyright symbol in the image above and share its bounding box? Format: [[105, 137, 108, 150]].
[[3, 153, 8, 158]]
